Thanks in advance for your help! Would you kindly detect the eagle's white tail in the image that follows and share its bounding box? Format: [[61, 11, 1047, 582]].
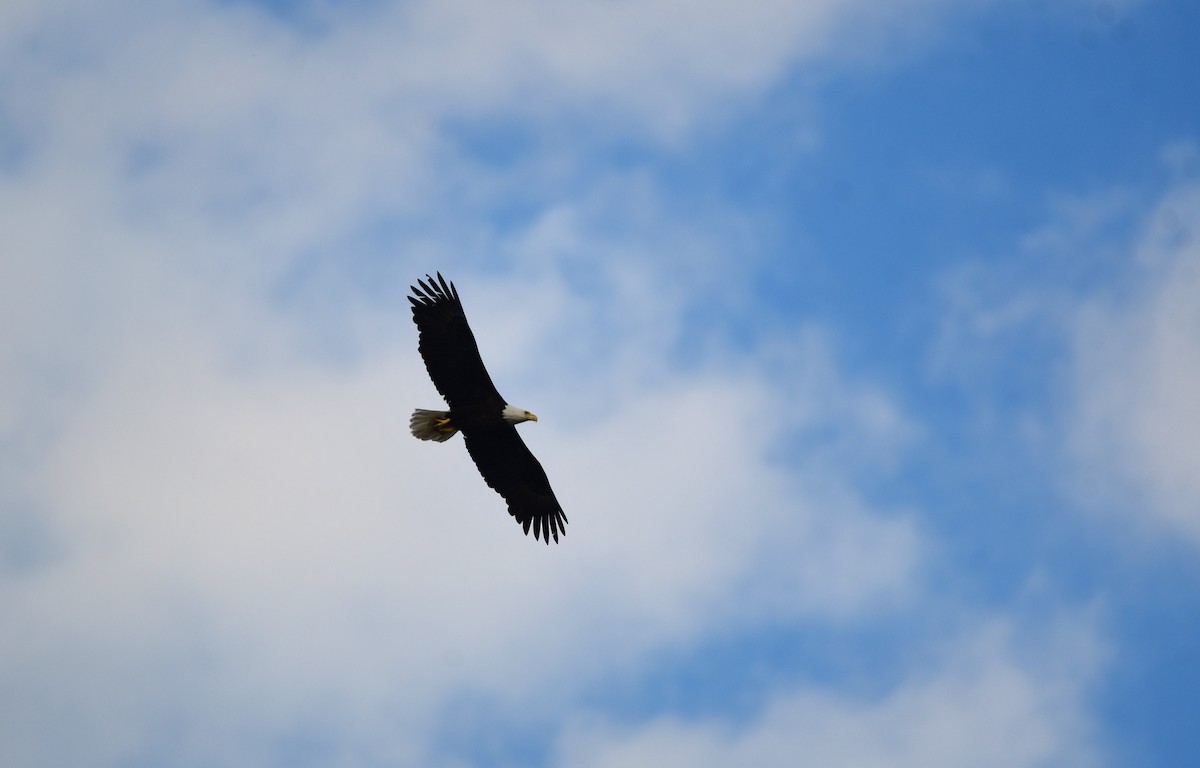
[[410, 409, 458, 441]]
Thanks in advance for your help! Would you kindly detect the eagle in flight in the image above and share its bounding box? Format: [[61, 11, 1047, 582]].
[[409, 273, 568, 544]]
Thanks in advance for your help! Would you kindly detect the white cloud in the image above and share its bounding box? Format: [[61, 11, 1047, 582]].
[[0, 265, 922, 767], [1067, 175, 1200, 545], [0, 234, 926, 765], [928, 154, 1200, 548], [557, 615, 1105, 768]]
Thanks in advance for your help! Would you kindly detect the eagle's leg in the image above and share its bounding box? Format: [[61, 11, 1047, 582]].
[[435, 416, 454, 434]]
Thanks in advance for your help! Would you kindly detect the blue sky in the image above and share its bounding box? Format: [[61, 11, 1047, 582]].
[[2, 0, 1198, 766]]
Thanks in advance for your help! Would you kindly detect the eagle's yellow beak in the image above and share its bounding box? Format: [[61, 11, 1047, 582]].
[[527, 412, 539, 422]]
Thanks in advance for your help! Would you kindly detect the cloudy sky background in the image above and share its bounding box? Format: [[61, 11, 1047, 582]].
[[2, 0, 1198, 765]]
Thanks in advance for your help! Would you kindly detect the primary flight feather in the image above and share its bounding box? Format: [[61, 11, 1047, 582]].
[[408, 273, 568, 544]]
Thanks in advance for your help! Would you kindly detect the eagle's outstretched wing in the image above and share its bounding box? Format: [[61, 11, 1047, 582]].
[[463, 427, 568, 544], [408, 273, 504, 412]]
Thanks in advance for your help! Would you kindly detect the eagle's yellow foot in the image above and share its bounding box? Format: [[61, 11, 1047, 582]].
[[435, 417, 454, 433]]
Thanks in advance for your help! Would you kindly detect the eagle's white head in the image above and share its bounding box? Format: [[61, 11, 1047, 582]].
[[502, 404, 538, 425]]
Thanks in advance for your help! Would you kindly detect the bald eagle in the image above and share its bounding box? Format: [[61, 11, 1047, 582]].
[[408, 273, 568, 544]]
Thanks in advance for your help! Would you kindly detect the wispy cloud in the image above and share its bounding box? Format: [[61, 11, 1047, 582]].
[[1067, 168, 1200, 545], [928, 152, 1200, 549], [557, 615, 1105, 768]]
